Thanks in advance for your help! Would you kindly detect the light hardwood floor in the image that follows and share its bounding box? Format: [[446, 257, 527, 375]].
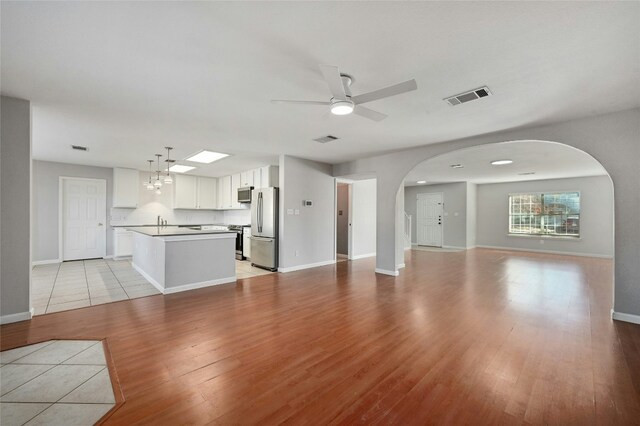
[[2, 248, 639, 424]]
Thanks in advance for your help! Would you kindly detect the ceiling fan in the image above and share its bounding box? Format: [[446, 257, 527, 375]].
[[271, 64, 418, 121]]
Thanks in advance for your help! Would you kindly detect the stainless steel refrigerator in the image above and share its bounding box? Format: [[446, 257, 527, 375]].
[[250, 187, 278, 271]]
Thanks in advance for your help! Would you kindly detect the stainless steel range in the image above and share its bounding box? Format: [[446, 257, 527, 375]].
[[227, 224, 250, 260]]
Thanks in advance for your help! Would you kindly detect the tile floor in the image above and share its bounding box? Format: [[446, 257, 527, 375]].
[[0, 340, 116, 426], [235, 259, 275, 279], [32, 259, 161, 316]]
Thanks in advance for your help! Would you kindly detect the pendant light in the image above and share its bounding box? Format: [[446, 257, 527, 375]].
[[164, 147, 174, 184], [145, 160, 155, 190], [154, 154, 163, 189]]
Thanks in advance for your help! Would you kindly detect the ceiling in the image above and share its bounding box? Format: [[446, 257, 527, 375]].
[[1, 2, 638, 177], [404, 141, 608, 186]]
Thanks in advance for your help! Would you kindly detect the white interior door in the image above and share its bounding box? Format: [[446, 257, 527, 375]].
[[417, 193, 443, 247], [63, 178, 107, 261]]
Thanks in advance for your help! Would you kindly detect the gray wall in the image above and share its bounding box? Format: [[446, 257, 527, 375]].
[[279, 155, 335, 270], [351, 179, 376, 258], [1, 96, 32, 320], [32, 160, 114, 261], [476, 175, 613, 257], [466, 183, 477, 248], [404, 182, 469, 248], [334, 108, 639, 318], [336, 184, 349, 255]]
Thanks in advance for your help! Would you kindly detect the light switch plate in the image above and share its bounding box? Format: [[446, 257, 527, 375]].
[[294, 209, 300, 215], [287, 209, 294, 215]]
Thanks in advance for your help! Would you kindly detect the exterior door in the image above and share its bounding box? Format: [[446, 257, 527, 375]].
[[417, 193, 443, 247], [63, 178, 107, 260]]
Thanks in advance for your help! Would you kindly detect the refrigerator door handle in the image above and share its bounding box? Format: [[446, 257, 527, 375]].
[[258, 192, 263, 233]]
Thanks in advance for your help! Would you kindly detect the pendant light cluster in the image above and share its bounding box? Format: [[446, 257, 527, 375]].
[[143, 147, 175, 195]]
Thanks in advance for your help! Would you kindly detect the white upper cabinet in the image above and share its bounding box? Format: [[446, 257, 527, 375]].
[[240, 170, 254, 188], [221, 175, 232, 209], [260, 165, 279, 188], [173, 174, 198, 209], [197, 177, 217, 209], [113, 168, 139, 208], [231, 173, 241, 208]]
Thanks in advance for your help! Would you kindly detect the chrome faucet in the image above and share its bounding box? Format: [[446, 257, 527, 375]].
[[157, 215, 168, 227]]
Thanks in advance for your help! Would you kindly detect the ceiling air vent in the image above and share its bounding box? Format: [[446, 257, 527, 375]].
[[313, 135, 339, 144], [445, 86, 491, 106], [71, 145, 88, 151]]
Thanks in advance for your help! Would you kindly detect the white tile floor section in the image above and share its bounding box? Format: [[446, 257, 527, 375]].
[[32, 259, 273, 316], [32, 259, 161, 315], [0, 340, 116, 426]]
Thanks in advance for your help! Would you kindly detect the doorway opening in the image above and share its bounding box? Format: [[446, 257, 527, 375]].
[[336, 182, 351, 261]]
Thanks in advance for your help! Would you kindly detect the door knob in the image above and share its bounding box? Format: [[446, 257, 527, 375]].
[[98, 223, 104, 226]]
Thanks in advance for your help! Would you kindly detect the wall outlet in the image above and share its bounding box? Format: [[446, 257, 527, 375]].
[[287, 209, 294, 215], [294, 209, 300, 215]]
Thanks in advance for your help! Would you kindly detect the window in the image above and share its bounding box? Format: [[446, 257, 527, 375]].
[[508, 192, 580, 237]]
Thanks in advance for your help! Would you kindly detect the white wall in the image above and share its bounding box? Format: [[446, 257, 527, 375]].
[[351, 179, 376, 258], [476, 175, 613, 257], [1, 96, 32, 322], [466, 183, 477, 248], [404, 182, 469, 248], [279, 155, 335, 271], [32, 160, 114, 262]]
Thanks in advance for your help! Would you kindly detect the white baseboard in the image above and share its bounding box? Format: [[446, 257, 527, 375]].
[[442, 246, 467, 250], [397, 263, 406, 269], [278, 259, 336, 273], [611, 310, 640, 325], [164, 276, 237, 295], [131, 263, 165, 294], [1, 309, 33, 325], [32, 259, 61, 266], [350, 252, 376, 260], [132, 263, 237, 295], [476, 245, 613, 259], [336, 253, 349, 259], [375, 268, 399, 277], [103, 255, 114, 260]]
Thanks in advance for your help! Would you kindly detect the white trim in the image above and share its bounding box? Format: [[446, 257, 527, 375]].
[[163, 276, 237, 294], [132, 262, 236, 295], [131, 263, 165, 294], [350, 252, 376, 260], [442, 245, 468, 250], [475, 245, 613, 259], [375, 268, 399, 276], [32, 259, 61, 266], [103, 255, 114, 260], [337, 253, 349, 259], [0, 309, 33, 325], [278, 259, 336, 273], [397, 263, 406, 269], [611, 310, 640, 325]]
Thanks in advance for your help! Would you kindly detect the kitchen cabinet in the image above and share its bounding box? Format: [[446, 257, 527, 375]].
[[231, 173, 241, 208], [173, 174, 198, 209], [221, 175, 232, 209], [114, 228, 133, 258], [197, 177, 217, 209], [174, 175, 217, 209], [113, 168, 139, 208], [240, 170, 255, 188], [260, 166, 279, 188]]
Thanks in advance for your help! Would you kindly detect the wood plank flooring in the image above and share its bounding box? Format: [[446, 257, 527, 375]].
[[2, 248, 639, 425]]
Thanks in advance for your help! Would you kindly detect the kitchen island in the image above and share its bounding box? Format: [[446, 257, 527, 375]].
[[128, 226, 237, 294]]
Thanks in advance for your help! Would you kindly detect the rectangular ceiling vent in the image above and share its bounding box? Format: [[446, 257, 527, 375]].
[[71, 145, 88, 151], [313, 135, 339, 144], [445, 86, 491, 106]]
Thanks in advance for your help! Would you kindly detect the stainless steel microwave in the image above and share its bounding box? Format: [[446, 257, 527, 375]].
[[238, 186, 253, 203]]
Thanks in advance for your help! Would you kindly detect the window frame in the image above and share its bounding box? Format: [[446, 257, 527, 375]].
[[507, 191, 581, 238]]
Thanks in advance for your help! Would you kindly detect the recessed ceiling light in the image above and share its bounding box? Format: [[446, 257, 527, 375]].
[[490, 159, 513, 166], [417, 180, 426, 184], [169, 164, 196, 173], [186, 150, 229, 164], [450, 164, 463, 168]]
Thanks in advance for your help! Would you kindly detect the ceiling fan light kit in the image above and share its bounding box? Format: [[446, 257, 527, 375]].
[[272, 64, 417, 121]]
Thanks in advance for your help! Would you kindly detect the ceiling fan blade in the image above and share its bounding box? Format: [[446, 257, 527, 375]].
[[351, 79, 417, 105], [319, 64, 347, 101], [354, 105, 387, 122], [271, 100, 330, 105]]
